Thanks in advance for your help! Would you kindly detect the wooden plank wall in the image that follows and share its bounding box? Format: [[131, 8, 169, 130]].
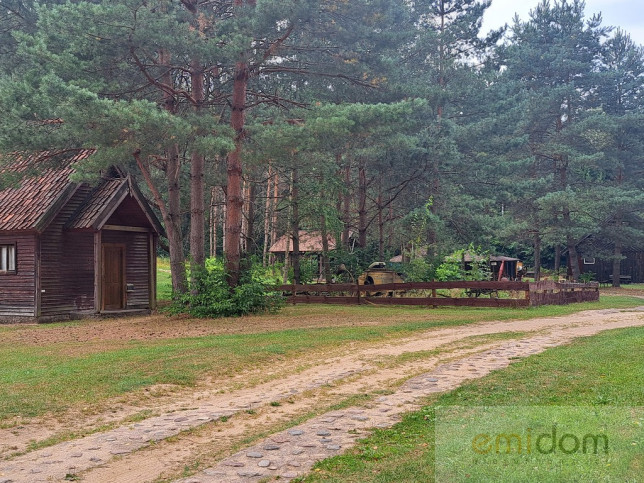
[[102, 230, 151, 309], [581, 251, 644, 284], [0, 233, 37, 317], [40, 186, 94, 316]]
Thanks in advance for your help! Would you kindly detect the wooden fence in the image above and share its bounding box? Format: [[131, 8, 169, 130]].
[[277, 280, 599, 308], [528, 280, 599, 306]]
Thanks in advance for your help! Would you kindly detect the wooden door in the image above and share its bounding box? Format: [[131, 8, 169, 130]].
[[102, 244, 125, 310]]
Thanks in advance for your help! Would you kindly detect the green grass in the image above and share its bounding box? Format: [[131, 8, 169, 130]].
[[1, 295, 642, 423], [619, 283, 644, 290], [304, 326, 644, 482], [157, 257, 172, 301]]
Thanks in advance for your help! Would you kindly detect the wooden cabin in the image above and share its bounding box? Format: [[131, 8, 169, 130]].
[[572, 240, 643, 284], [0, 150, 164, 322], [269, 230, 337, 280]]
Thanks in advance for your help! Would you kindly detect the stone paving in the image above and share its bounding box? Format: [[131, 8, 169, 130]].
[[0, 309, 642, 482], [175, 317, 642, 482]]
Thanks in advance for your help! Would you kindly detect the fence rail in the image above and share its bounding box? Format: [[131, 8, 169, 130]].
[[277, 280, 599, 308]]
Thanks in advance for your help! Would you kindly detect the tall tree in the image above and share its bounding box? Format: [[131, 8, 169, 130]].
[[595, 29, 644, 285], [497, 0, 610, 280]]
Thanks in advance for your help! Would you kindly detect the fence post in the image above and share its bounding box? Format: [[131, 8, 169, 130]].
[[526, 284, 531, 307], [292, 284, 296, 305], [356, 283, 361, 305], [432, 283, 437, 309]]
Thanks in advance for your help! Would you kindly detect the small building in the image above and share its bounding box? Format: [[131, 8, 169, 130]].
[[269, 230, 337, 255], [456, 253, 522, 281], [572, 237, 644, 284], [269, 230, 336, 280], [0, 150, 164, 322]]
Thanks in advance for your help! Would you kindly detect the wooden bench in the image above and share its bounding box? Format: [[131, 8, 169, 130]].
[[609, 275, 632, 284]]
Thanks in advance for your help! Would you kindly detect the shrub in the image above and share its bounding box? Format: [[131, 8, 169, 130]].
[[171, 258, 284, 318], [434, 245, 491, 282], [400, 257, 435, 282]]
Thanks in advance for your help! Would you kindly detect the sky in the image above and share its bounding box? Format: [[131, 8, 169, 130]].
[[481, 0, 644, 45]]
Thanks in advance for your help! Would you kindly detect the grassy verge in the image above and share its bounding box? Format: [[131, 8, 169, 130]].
[[304, 326, 644, 482], [619, 283, 644, 290], [1, 296, 642, 423], [157, 257, 172, 301]]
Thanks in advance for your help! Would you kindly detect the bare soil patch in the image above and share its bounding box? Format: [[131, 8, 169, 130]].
[[0, 306, 439, 348]]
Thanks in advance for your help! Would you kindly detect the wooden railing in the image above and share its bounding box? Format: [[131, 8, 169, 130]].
[[528, 281, 599, 306], [276, 280, 599, 308]]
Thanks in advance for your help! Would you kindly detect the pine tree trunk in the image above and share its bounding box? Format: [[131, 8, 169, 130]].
[[320, 212, 332, 283], [377, 184, 384, 260], [133, 147, 186, 295], [225, 59, 247, 287], [533, 233, 541, 282], [357, 159, 367, 248], [167, 145, 187, 293], [612, 240, 622, 288], [158, 46, 187, 294], [613, 168, 624, 287], [245, 181, 256, 254], [225, 0, 255, 286], [269, 170, 279, 265], [282, 202, 291, 284], [342, 159, 351, 249], [566, 234, 581, 282], [612, 211, 623, 287], [222, 199, 227, 255], [241, 179, 248, 254], [190, 58, 206, 275], [263, 164, 273, 266], [290, 167, 301, 284], [210, 187, 218, 258], [554, 244, 561, 274]]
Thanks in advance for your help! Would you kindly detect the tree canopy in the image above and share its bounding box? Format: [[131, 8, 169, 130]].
[[1, 0, 642, 288]]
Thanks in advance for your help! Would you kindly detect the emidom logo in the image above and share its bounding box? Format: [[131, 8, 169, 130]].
[[472, 426, 609, 455], [435, 406, 641, 481]]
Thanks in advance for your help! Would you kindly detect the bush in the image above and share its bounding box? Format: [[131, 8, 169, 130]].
[[434, 245, 491, 282], [171, 258, 284, 318], [399, 257, 435, 282]]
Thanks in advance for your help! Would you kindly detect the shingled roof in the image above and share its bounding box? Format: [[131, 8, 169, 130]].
[[0, 150, 92, 233], [269, 230, 336, 253], [0, 150, 163, 236], [66, 175, 165, 235]]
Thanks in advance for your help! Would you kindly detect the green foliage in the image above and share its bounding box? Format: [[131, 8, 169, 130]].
[[331, 245, 385, 282], [171, 258, 284, 318], [434, 245, 491, 281], [399, 257, 435, 282]]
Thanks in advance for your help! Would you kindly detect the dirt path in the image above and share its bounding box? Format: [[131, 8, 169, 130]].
[[0, 306, 643, 482]]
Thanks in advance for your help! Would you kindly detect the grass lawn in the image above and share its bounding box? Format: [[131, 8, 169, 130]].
[[157, 257, 172, 301], [0, 275, 642, 423], [304, 326, 644, 482], [621, 283, 644, 290]]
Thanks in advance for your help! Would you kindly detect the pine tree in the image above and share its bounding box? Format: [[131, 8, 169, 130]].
[[497, 0, 610, 280]]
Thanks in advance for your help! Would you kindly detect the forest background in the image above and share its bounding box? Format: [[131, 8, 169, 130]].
[[1, 0, 643, 294]]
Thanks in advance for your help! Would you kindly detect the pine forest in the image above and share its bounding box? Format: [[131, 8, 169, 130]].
[[1, 0, 643, 297]]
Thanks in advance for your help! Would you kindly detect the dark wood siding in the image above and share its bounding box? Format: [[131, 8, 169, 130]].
[[66, 232, 95, 311], [102, 230, 151, 309], [580, 250, 644, 284], [0, 233, 37, 317], [106, 195, 154, 228], [40, 186, 94, 316]]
